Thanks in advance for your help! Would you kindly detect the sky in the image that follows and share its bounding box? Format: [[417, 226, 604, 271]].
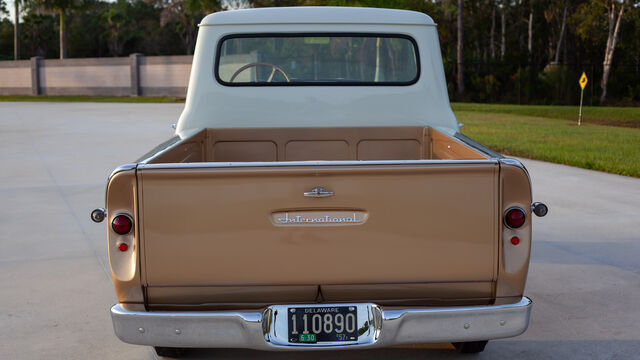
[[4, 0, 15, 22]]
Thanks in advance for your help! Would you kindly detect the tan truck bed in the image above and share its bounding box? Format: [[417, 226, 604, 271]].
[[143, 126, 487, 164]]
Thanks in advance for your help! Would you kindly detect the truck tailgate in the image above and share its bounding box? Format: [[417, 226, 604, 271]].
[[138, 161, 499, 304]]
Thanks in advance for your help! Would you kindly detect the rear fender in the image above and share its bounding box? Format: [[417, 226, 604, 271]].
[[496, 159, 533, 298], [107, 165, 144, 305]]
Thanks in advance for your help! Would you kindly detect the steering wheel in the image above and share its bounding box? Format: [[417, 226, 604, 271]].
[[229, 62, 291, 83]]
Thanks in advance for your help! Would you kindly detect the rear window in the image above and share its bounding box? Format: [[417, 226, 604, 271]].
[[215, 33, 420, 86]]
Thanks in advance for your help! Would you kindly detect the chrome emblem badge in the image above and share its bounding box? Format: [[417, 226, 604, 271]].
[[303, 187, 334, 198], [271, 210, 368, 226]]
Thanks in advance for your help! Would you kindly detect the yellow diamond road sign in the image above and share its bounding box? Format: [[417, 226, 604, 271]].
[[579, 72, 588, 90]]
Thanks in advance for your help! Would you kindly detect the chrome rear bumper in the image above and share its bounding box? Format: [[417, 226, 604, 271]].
[[111, 297, 531, 350]]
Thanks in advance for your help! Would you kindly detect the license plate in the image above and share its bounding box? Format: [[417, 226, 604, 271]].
[[287, 306, 358, 343]]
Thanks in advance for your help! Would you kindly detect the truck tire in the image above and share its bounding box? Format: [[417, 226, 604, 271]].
[[153, 347, 186, 358], [453, 341, 488, 353]]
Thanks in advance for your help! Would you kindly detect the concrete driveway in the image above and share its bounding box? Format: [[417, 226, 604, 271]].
[[1, 102, 639, 359]]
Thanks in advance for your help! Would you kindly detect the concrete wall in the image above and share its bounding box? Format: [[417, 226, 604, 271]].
[[139, 56, 191, 96], [0, 60, 32, 95], [0, 55, 192, 97]]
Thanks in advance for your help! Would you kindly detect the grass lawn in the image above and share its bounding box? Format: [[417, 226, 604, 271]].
[[452, 102, 640, 128], [0, 95, 185, 103], [456, 108, 640, 177]]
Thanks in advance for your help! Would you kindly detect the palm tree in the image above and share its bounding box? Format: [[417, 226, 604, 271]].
[[30, 0, 81, 59], [13, 0, 20, 60]]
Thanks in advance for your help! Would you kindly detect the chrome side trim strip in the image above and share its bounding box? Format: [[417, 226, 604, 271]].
[[109, 163, 137, 180], [138, 159, 499, 170], [111, 297, 531, 350]]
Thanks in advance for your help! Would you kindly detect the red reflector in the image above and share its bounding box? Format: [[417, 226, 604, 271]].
[[112, 215, 132, 235], [118, 243, 128, 252], [505, 208, 526, 228], [510, 236, 520, 245]]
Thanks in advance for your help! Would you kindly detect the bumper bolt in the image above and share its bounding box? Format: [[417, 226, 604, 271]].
[[500, 320, 506, 326], [175, 329, 182, 335], [138, 327, 145, 333], [463, 323, 470, 329]]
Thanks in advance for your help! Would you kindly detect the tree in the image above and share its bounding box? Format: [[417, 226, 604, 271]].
[[223, 0, 248, 9], [102, 0, 135, 56], [490, 2, 495, 59], [248, 0, 298, 6], [29, 0, 83, 58], [158, 0, 220, 55], [0, 0, 18, 60], [456, 0, 463, 94], [19, 8, 56, 57], [554, 0, 567, 64], [499, 0, 505, 59], [13, 0, 19, 59], [2, 0, 639, 104], [65, 0, 108, 57], [599, 0, 624, 104], [526, 0, 532, 59], [573, 0, 630, 104], [0, 18, 14, 59]]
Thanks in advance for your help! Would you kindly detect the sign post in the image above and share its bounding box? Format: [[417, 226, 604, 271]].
[[578, 72, 588, 126]]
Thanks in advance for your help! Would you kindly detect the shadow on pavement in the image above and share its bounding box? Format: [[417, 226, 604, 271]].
[[153, 340, 640, 360]]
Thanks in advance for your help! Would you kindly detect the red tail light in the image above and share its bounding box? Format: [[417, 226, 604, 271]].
[[112, 214, 133, 235], [504, 208, 526, 229]]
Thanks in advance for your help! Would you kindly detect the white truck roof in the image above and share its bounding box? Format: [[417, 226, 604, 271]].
[[177, 7, 458, 137], [200, 7, 435, 26]]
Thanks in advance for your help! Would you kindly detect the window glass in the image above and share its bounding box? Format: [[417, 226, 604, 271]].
[[216, 34, 419, 85]]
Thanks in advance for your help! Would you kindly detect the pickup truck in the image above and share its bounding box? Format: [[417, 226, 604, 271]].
[[92, 6, 548, 357]]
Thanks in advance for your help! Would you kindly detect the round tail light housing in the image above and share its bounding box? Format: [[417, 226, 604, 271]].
[[112, 214, 133, 235], [504, 208, 526, 229]]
